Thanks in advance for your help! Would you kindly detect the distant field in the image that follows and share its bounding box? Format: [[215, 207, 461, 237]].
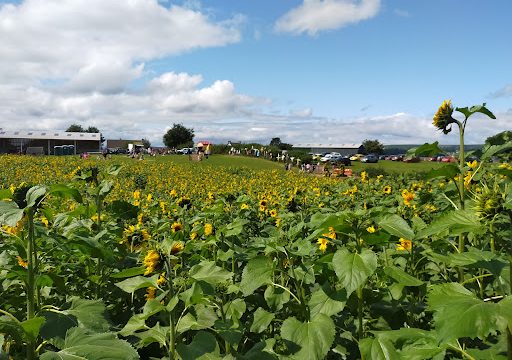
[[351, 159, 445, 174], [115, 154, 444, 174]]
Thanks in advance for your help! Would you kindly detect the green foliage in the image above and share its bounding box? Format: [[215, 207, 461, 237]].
[[362, 139, 385, 155], [163, 123, 194, 148]]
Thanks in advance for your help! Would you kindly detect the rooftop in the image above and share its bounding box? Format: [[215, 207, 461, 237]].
[[0, 129, 101, 141]]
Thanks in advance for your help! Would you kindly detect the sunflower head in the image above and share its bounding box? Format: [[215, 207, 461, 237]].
[[433, 100, 456, 134], [473, 183, 505, 220]]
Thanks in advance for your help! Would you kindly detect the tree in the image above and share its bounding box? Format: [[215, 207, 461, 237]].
[[86, 126, 100, 133], [142, 138, 151, 149], [66, 124, 84, 132], [362, 139, 384, 155], [270, 137, 282, 147], [163, 123, 194, 149]]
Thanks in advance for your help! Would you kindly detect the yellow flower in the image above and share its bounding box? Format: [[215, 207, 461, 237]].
[[169, 189, 177, 197], [145, 287, 156, 301], [133, 190, 141, 200], [366, 226, 376, 233], [17, 255, 28, 269], [275, 217, 282, 227], [317, 238, 329, 252], [157, 273, 166, 286], [143, 250, 160, 275], [377, 175, 384, 181], [433, 99, 456, 134], [396, 238, 412, 251], [171, 222, 183, 232], [383, 185, 392, 194], [141, 229, 151, 240], [204, 223, 213, 236], [171, 242, 184, 255], [146, 193, 153, 202], [402, 189, 415, 206], [467, 160, 478, 169], [190, 232, 198, 240], [360, 171, 368, 182], [41, 217, 49, 227], [464, 171, 473, 188], [241, 203, 249, 210], [269, 209, 278, 218]]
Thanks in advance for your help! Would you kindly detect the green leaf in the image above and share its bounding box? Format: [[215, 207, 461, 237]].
[[134, 322, 169, 348], [372, 328, 444, 360], [106, 164, 122, 176], [106, 200, 139, 220], [115, 274, 159, 294], [98, 180, 114, 197], [481, 142, 512, 161], [62, 298, 110, 332], [0, 316, 24, 344], [118, 314, 146, 337], [40, 327, 139, 360], [426, 164, 459, 180], [384, 266, 423, 287], [359, 337, 399, 360], [176, 305, 217, 334], [25, 185, 47, 208], [377, 215, 414, 240], [333, 248, 378, 296], [49, 184, 82, 203], [250, 308, 275, 333], [456, 103, 496, 120], [308, 284, 347, 318], [407, 142, 444, 157], [428, 283, 502, 342], [240, 256, 273, 296], [417, 210, 482, 238], [0, 200, 24, 227], [189, 261, 233, 285], [176, 330, 220, 360], [20, 317, 45, 341], [110, 266, 146, 278], [280, 314, 335, 360], [0, 188, 12, 200], [224, 218, 249, 237], [143, 299, 165, 319], [264, 285, 290, 311]]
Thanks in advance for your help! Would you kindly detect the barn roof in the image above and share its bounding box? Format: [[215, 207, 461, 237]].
[[0, 129, 101, 141]]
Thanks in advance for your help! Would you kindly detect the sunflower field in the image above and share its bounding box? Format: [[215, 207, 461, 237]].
[[1, 104, 512, 360]]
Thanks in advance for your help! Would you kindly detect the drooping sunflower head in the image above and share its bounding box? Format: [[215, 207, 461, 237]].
[[433, 100, 456, 134]]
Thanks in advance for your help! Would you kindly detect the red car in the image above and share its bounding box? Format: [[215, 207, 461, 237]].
[[440, 155, 457, 163]]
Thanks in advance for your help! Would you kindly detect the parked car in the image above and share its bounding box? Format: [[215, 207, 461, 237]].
[[403, 156, 421, 163], [177, 147, 193, 154], [361, 154, 379, 163], [319, 152, 342, 162], [349, 154, 365, 161], [441, 155, 457, 163], [390, 154, 404, 161], [430, 154, 446, 161], [330, 155, 351, 166]]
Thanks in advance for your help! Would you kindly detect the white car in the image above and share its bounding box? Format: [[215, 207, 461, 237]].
[[319, 152, 341, 162]]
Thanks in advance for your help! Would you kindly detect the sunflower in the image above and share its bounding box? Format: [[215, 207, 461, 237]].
[[143, 250, 160, 275], [171, 242, 184, 255], [433, 99, 456, 134], [402, 189, 415, 206], [17, 255, 28, 269], [171, 222, 183, 232], [240, 203, 249, 210], [396, 238, 412, 251], [383, 185, 392, 194], [204, 223, 213, 236], [366, 226, 376, 233], [317, 238, 329, 252], [145, 287, 156, 301]]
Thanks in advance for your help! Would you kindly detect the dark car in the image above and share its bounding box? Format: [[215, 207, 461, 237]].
[[361, 154, 379, 163], [331, 155, 351, 166]]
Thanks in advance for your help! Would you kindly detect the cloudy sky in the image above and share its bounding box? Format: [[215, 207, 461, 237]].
[[0, 0, 510, 146]]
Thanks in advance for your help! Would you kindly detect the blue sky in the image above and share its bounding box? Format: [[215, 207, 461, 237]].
[[0, 0, 510, 146]]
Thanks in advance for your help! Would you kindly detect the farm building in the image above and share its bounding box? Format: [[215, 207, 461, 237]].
[[293, 143, 363, 156], [0, 129, 102, 155], [105, 139, 144, 151]]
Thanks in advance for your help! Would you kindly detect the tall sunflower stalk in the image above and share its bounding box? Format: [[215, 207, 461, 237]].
[[432, 100, 496, 253]]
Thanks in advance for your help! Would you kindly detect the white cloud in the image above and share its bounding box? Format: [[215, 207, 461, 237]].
[[490, 84, 512, 98], [0, 0, 241, 90], [290, 108, 313, 117], [393, 9, 410, 17], [275, 0, 380, 36]]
